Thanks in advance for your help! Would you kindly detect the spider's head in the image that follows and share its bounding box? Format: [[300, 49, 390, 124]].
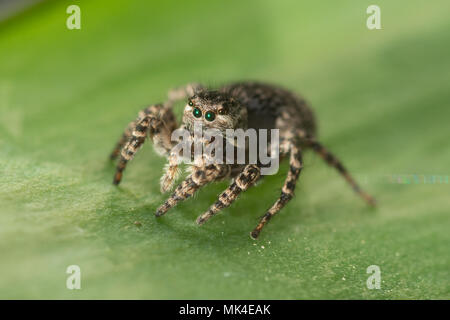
[[183, 90, 246, 133]]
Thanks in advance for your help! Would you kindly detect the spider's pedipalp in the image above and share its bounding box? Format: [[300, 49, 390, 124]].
[[160, 153, 182, 193]]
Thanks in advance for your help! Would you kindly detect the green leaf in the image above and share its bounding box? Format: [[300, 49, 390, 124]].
[[0, 0, 449, 299]]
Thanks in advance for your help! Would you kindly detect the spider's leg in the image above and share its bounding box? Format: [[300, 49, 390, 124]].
[[166, 82, 205, 107], [110, 120, 135, 160], [250, 141, 302, 239], [112, 104, 177, 185], [196, 164, 261, 225], [160, 152, 182, 193], [155, 164, 231, 216], [306, 139, 376, 206], [110, 82, 206, 184]]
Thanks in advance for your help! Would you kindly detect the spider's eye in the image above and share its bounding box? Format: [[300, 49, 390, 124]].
[[193, 107, 202, 118], [188, 100, 194, 107], [205, 111, 216, 122], [218, 108, 226, 115]]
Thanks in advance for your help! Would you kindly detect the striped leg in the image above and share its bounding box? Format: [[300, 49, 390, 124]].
[[160, 153, 181, 193], [110, 120, 135, 160], [166, 82, 205, 107], [251, 143, 302, 239], [155, 164, 231, 216], [196, 164, 261, 225], [306, 139, 376, 206], [110, 83, 204, 185], [112, 104, 177, 185]]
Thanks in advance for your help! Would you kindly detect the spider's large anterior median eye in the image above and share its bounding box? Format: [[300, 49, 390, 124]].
[[205, 111, 216, 121], [193, 107, 202, 118]]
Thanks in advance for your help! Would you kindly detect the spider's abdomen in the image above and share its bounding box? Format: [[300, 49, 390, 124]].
[[220, 81, 317, 138]]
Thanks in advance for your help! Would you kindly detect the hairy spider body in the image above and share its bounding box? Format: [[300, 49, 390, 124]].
[[110, 81, 375, 239]]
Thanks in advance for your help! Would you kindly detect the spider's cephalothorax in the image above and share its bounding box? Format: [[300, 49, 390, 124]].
[[110, 81, 375, 239], [183, 90, 247, 134]]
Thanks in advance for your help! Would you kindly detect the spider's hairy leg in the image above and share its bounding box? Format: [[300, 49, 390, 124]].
[[196, 164, 261, 226], [160, 152, 181, 193], [110, 120, 135, 160], [251, 141, 303, 239], [306, 139, 376, 206], [155, 164, 231, 216], [166, 82, 205, 107], [112, 104, 177, 185], [110, 83, 204, 183]]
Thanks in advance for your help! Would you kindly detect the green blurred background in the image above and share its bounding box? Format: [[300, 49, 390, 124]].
[[0, 0, 449, 299]]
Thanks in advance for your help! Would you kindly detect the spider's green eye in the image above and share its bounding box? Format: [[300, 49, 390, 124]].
[[188, 100, 193, 107], [193, 107, 202, 118], [205, 111, 216, 122]]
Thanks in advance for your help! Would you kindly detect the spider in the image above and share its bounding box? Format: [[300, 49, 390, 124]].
[[109, 81, 375, 239]]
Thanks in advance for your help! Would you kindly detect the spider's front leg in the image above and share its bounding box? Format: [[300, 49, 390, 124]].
[[196, 164, 261, 225], [110, 83, 205, 185], [155, 163, 231, 216], [111, 104, 177, 185], [166, 82, 205, 108]]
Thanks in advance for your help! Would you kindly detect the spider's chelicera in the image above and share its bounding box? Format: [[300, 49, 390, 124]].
[[110, 82, 375, 239]]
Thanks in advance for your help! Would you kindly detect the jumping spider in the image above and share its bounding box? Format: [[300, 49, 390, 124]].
[[110, 82, 375, 239]]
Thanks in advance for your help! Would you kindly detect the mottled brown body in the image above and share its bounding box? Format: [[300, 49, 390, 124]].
[[110, 81, 375, 239]]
